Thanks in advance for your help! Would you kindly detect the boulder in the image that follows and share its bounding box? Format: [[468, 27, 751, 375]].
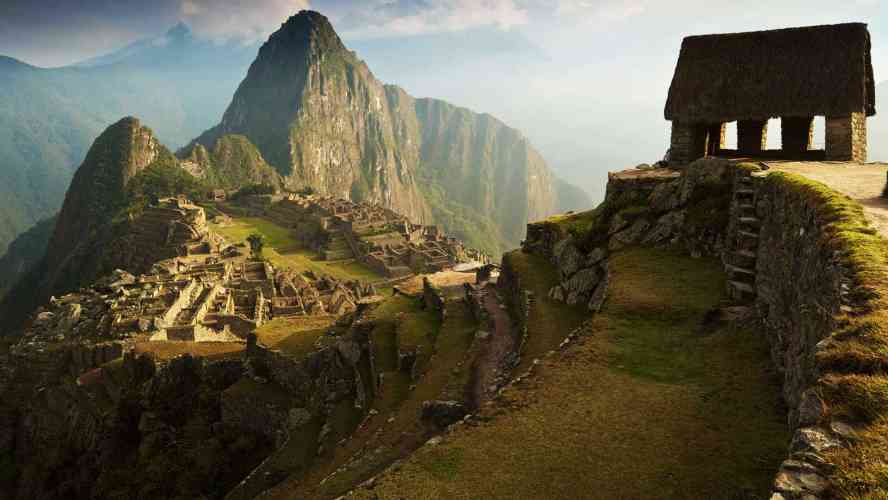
[[585, 247, 607, 266], [642, 211, 685, 245], [421, 400, 467, 428], [609, 219, 651, 251], [288, 407, 312, 429], [790, 427, 842, 455], [552, 237, 583, 279]]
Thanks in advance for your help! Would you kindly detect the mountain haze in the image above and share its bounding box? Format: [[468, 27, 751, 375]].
[[0, 25, 257, 253]]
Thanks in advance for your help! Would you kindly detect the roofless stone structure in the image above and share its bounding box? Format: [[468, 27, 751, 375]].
[[665, 23, 876, 164]]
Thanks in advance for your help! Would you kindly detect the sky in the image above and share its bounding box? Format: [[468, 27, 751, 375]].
[[1, 0, 886, 201]]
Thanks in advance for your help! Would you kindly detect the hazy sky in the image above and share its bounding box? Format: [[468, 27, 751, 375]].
[[2, 0, 886, 201]]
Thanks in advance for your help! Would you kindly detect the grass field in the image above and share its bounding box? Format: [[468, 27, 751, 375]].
[[209, 217, 384, 283], [254, 316, 336, 358], [352, 247, 790, 500], [133, 341, 244, 361]]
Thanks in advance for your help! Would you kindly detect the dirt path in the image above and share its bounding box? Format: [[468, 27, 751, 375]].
[[764, 162, 888, 237], [350, 248, 790, 500], [469, 284, 518, 409]]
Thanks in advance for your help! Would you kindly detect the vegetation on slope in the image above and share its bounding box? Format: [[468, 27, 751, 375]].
[[262, 294, 478, 499], [416, 164, 507, 256], [0, 215, 55, 298], [180, 135, 281, 191], [353, 247, 789, 499]]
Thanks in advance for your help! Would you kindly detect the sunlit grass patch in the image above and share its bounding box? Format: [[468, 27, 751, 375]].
[[209, 216, 384, 283]]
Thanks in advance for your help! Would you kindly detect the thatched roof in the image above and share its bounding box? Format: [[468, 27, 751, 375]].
[[664, 23, 875, 123]]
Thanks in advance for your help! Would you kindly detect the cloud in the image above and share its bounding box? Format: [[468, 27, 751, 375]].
[[334, 0, 529, 39], [555, 0, 646, 24], [179, 0, 311, 43]]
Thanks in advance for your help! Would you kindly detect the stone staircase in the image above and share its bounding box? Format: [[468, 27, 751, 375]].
[[726, 171, 761, 302], [324, 229, 355, 260]]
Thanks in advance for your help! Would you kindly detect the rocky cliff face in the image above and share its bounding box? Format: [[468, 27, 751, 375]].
[[0, 118, 203, 331], [187, 10, 563, 251], [48, 117, 163, 266]]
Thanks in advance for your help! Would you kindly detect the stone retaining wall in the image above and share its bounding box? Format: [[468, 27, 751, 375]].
[[750, 171, 888, 499], [522, 158, 888, 497]]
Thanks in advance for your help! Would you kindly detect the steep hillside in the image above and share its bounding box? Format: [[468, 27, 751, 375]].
[[180, 135, 282, 190], [0, 24, 257, 254], [0, 216, 55, 299], [0, 118, 207, 329], [188, 11, 569, 254]]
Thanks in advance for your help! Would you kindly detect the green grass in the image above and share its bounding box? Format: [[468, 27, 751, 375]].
[[255, 316, 335, 359], [354, 247, 789, 499], [209, 216, 384, 283], [501, 250, 590, 373]]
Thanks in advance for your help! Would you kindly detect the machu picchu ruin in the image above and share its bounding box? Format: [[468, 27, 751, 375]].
[[234, 192, 490, 278], [3, 7, 888, 500]]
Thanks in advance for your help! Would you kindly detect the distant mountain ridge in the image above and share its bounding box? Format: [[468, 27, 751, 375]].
[[0, 23, 258, 254]]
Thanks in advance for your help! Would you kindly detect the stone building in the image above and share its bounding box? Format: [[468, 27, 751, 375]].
[[665, 23, 876, 164], [263, 194, 490, 278]]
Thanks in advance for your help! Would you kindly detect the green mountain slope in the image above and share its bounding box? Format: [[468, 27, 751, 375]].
[[180, 135, 282, 190]]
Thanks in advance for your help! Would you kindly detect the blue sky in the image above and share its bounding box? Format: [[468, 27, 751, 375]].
[[2, 0, 886, 200]]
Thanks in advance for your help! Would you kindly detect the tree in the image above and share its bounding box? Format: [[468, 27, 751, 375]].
[[246, 233, 264, 259]]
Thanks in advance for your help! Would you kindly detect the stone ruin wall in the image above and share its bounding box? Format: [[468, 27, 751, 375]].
[[520, 158, 881, 499]]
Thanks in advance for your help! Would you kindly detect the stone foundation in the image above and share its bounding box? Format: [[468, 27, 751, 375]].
[[825, 112, 867, 162]]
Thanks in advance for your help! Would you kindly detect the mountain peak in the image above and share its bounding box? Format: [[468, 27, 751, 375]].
[[0, 55, 33, 70], [269, 10, 345, 52], [166, 22, 192, 40]]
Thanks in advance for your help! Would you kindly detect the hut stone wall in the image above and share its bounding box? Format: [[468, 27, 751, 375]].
[[826, 112, 867, 162]]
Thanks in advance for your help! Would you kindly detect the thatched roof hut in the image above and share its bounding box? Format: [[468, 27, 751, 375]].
[[664, 23, 875, 164], [665, 23, 875, 123]]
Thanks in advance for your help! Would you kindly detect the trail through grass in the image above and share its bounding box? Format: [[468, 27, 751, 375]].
[[354, 247, 790, 499]]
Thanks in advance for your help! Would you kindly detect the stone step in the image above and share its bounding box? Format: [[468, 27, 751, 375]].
[[727, 280, 755, 299], [738, 230, 759, 239], [738, 203, 755, 211], [738, 216, 760, 227], [735, 189, 755, 197], [725, 264, 755, 276]]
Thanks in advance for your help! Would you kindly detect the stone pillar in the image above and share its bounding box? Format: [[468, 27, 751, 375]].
[[706, 123, 726, 156], [826, 112, 867, 162], [669, 121, 707, 165], [781, 116, 814, 153], [737, 119, 768, 155]]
